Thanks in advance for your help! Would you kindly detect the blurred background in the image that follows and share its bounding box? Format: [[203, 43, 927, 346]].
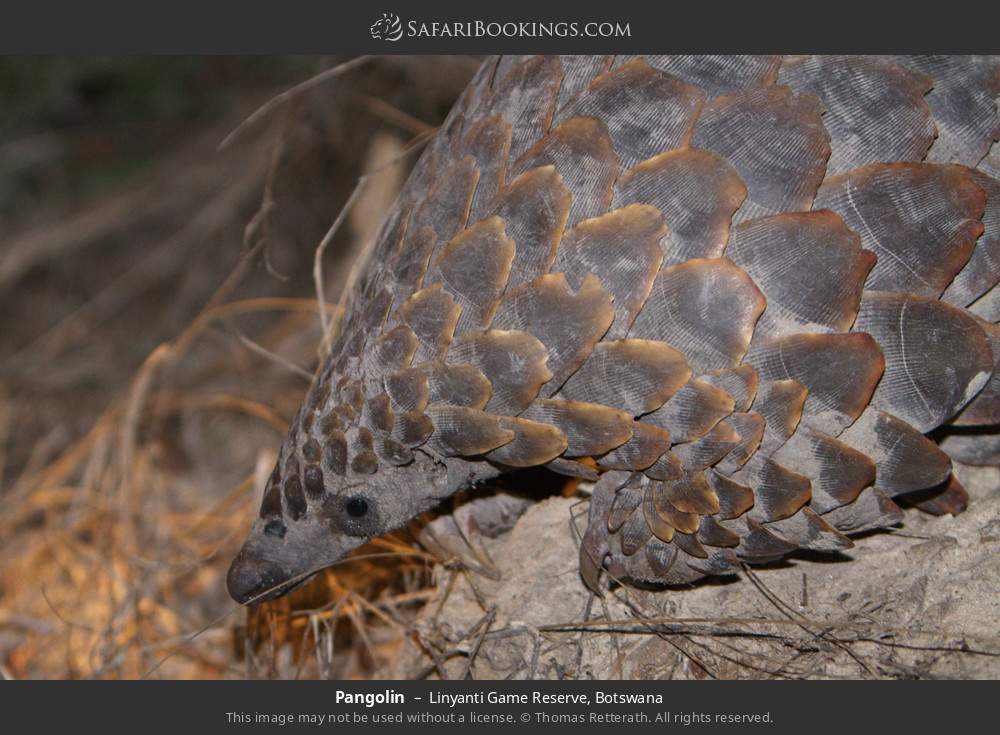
[[0, 55, 478, 679]]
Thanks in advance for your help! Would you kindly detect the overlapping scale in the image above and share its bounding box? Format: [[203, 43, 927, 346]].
[[282, 54, 1000, 598]]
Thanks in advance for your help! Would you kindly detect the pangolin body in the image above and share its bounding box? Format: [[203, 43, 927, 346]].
[[227, 55, 1000, 604]]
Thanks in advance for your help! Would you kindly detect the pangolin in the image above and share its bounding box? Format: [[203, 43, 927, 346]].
[[227, 55, 1000, 604]]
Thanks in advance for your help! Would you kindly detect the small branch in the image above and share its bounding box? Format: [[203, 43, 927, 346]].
[[234, 332, 314, 382], [219, 56, 371, 150]]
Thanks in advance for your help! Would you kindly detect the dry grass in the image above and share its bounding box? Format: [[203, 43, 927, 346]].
[[0, 55, 477, 679]]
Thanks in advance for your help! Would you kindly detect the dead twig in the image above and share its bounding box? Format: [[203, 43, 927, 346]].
[[219, 56, 372, 150]]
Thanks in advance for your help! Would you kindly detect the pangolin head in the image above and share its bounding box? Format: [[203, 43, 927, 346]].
[[226, 377, 482, 604]]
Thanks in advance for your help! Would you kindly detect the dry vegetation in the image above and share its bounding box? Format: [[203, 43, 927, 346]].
[[0, 55, 476, 679]]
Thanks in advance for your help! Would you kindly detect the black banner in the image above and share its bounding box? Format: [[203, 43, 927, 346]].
[[1, 679, 991, 732], [2, 0, 1000, 53]]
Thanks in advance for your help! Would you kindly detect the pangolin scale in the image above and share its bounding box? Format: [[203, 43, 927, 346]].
[[227, 54, 1000, 604]]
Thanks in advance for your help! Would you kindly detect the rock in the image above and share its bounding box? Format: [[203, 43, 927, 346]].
[[391, 464, 1000, 679]]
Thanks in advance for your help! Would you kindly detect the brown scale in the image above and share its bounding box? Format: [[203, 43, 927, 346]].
[[558, 339, 690, 416], [391, 411, 434, 448], [839, 409, 952, 495], [383, 368, 429, 413], [323, 430, 347, 476], [426, 216, 515, 333], [733, 454, 812, 523], [707, 471, 755, 520], [778, 55, 935, 175], [227, 55, 1000, 608], [693, 85, 831, 222], [283, 476, 306, 521], [419, 361, 491, 409], [330, 403, 356, 427], [733, 517, 799, 562], [553, 54, 613, 112], [619, 509, 654, 555], [386, 224, 435, 310], [750, 379, 808, 455], [773, 427, 876, 513], [409, 154, 479, 271], [368, 203, 408, 268], [890, 55, 1000, 166], [339, 380, 365, 414], [607, 479, 643, 532], [482, 55, 562, 166], [688, 547, 740, 576], [943, 170, 1000, 308], [346, 427, 378, 475], [643, 449, 683, 482], [672, 531, 708, 559], [628, 258, 766, 375], [618, 55, 782, 98], [726, 211, 876, 339], [701, 366, 758, 412], [511, 117, 619, 227], [744, 333, 884, 436], [302, 465, 325, 499], [715, 412, 765, 473], [646, 481, 700, 535], [301, 438, 322, 464], [910, 474, 972, 516], [424, 405, 514, 457], [491, 272, 614, 396], [378, 437, 414, 467], [697, 515, 741, 548], [487, 166, 570, 289], [553, 58, 705, 171], [462, 116, 512, 222], [854, 292, 994, 432], [815, 163, 987, 298], [259, 482, 282, 519], [614, 148, 746, 264], [822, 486, 903, 535], [357, 282, 394, 335], [361, 395, 394, 434], [641, 378, 735, 443], [546, 457, 600, 481], [644, 539, 678, 577], [955, 319, 1000, 425], [448, 329, 551, 415], [660, 471, 721, 515], [598, 422, 671, 472], [485, 416, 567, 467], [520, 398, 633, 457], [551, 204, 665, 339], [764, 508, 852, 553], [671, 421, 741, 471], [318, 411, 342, 436], [363, 325, 418, 379], [394, 284, 461, 363]]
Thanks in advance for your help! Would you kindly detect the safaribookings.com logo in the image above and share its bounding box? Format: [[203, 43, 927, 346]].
[[370, 13, 404, 41], [370, 14, 631, 41]]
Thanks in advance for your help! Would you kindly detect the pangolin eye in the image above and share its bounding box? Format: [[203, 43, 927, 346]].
[[345, 496, 369, 518], [324, 492, 378, 537], [264, 519, 287, 539]]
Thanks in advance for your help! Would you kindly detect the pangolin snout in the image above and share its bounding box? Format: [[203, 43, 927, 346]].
[[226, 545, 297, 605]]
